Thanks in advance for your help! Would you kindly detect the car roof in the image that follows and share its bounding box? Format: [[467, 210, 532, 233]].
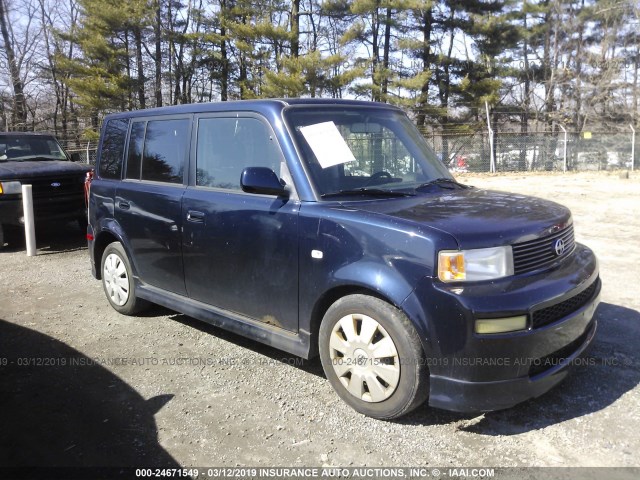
[[0, 132, 57, 137], [102, 98, 401, 121]]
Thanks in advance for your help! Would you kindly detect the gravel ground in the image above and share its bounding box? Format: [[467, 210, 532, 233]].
[[0, 171, 639, 470]]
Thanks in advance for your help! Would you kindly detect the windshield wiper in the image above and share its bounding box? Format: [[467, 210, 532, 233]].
[[28, 156, 62, 161], [416, 178, 470, 190], [9, 156, 61, 162], [321, 188, 416, 199]]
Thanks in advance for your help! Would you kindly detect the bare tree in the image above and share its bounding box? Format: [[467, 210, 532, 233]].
[[0, 0, 30, 129]]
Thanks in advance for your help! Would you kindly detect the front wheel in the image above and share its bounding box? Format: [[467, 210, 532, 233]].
[[319, 294, 429, 419], [0, 224, 24, 249], [101, 242, 149, 315]]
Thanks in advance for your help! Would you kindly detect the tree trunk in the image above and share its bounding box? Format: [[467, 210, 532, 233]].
[[134, 26, 146, 109], [220, 0, 228, 101], [168, 0, 174, 104], [371, 5, 380, 101], [0, 98, 7, 130], [220, 32, 228, 101], [416, 8, 433, 128], [125, 32, 133, 110], [39, 0, 61, 136], [154, 0, 162, 107], [0, 0, 27, 130], [239, 15, 248, 99], [291, 0, 299, 58], [632, 48, 638, 124], [381, 8, 391, 100], [520, 7, 530, 171], [542, 0, 554, 130], [438, 9, 456, 128], [70, 99, 79, 146]]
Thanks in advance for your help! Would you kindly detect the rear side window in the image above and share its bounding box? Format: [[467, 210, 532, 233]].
[[196, 117, 282, 190], [140, 119, 189, 183], [99, 118, 129, 179], [123, 118, 189, 183], [125, 122, 145, 180]]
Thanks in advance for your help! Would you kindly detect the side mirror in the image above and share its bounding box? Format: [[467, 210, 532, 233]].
[[70, 152, 81, 162], [240, 167, 288, 197]]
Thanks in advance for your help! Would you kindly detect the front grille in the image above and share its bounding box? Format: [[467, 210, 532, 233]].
[[512, 224, 575, 274], [24, 175, 85, 199], [33, 196, 85, 218], [14, 174, 86, 220], [532, 279, 600, 329], [529, 321, 595, 377]]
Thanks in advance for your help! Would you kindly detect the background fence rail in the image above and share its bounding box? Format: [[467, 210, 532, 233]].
[[31, 127, 640, 173], [426, 130, 637, 173]]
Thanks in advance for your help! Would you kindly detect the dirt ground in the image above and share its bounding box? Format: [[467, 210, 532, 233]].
[[1, 171, 639, 471]]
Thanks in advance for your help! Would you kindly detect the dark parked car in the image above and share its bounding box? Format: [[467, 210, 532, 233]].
[[0, 132, 90, 248], [87, 99, 600, 419]]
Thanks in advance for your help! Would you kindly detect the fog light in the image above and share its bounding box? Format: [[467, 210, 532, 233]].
[[475, 315, 527, 334]]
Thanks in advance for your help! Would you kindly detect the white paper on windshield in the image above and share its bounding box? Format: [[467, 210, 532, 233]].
[[299, 121, 356, 169]]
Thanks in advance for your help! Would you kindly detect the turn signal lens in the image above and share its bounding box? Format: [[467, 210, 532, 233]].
[[438, 246, 513, 283], [438, 252, 466, 281], [0, 181, 21, 195]]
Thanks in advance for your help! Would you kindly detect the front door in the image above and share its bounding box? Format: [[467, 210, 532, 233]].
[[182, 114, 299, 332]]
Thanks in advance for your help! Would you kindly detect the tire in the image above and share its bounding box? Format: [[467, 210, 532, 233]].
[[0, 224, 24, 249], [319, 294, 429, 419], [4, 225, 24, 247], [101, 242, 149, 315]]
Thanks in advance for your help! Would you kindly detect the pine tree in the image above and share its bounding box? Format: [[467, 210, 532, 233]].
[[58, 0, 134, 128]]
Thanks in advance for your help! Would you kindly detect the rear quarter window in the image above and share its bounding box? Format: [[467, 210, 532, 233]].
[[125, 122, 145, 180], [99, 118, 129, 179]]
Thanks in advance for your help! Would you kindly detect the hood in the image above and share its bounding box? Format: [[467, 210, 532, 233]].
[[0, 160, 90, 180], [342, 188, 572, 249]]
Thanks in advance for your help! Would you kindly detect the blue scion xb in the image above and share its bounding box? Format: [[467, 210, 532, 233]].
[[87, 99, 600, 419]]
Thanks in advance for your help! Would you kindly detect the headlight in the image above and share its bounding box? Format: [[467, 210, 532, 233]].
[[438, 246, 514, 282], [0, 181, 21, 195]]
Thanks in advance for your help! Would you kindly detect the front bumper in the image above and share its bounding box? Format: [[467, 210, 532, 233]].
[[402, 242, 600, 412], [0, 197, 85, 226]]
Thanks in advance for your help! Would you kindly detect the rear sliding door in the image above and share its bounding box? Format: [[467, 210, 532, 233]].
[[116, 116, 191, 295]]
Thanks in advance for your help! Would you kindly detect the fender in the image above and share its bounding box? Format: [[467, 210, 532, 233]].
[[300, 261, 416, 359], [329, 259, 416, 307], [399, 279, 466, 369], [91, 218, 139, 280], [298, 209, 459, 352]]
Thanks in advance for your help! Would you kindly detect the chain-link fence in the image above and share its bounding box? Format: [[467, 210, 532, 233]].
[[36, 126, 639, 174], [424, 130, 637, 173], [59, 140, 98, 165]]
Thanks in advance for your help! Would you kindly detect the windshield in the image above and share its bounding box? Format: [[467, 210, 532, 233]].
[[0, 134, 68, 161], [285, 106, 451, 198]]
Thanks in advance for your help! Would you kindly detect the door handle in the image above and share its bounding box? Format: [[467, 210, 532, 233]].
[[118, 201, 130, 210], [187, 210, 205, 223]]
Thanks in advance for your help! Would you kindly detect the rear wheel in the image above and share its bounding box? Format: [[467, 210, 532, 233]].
[[101, 242, 149, 315], [319, 294, 429, 419]]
